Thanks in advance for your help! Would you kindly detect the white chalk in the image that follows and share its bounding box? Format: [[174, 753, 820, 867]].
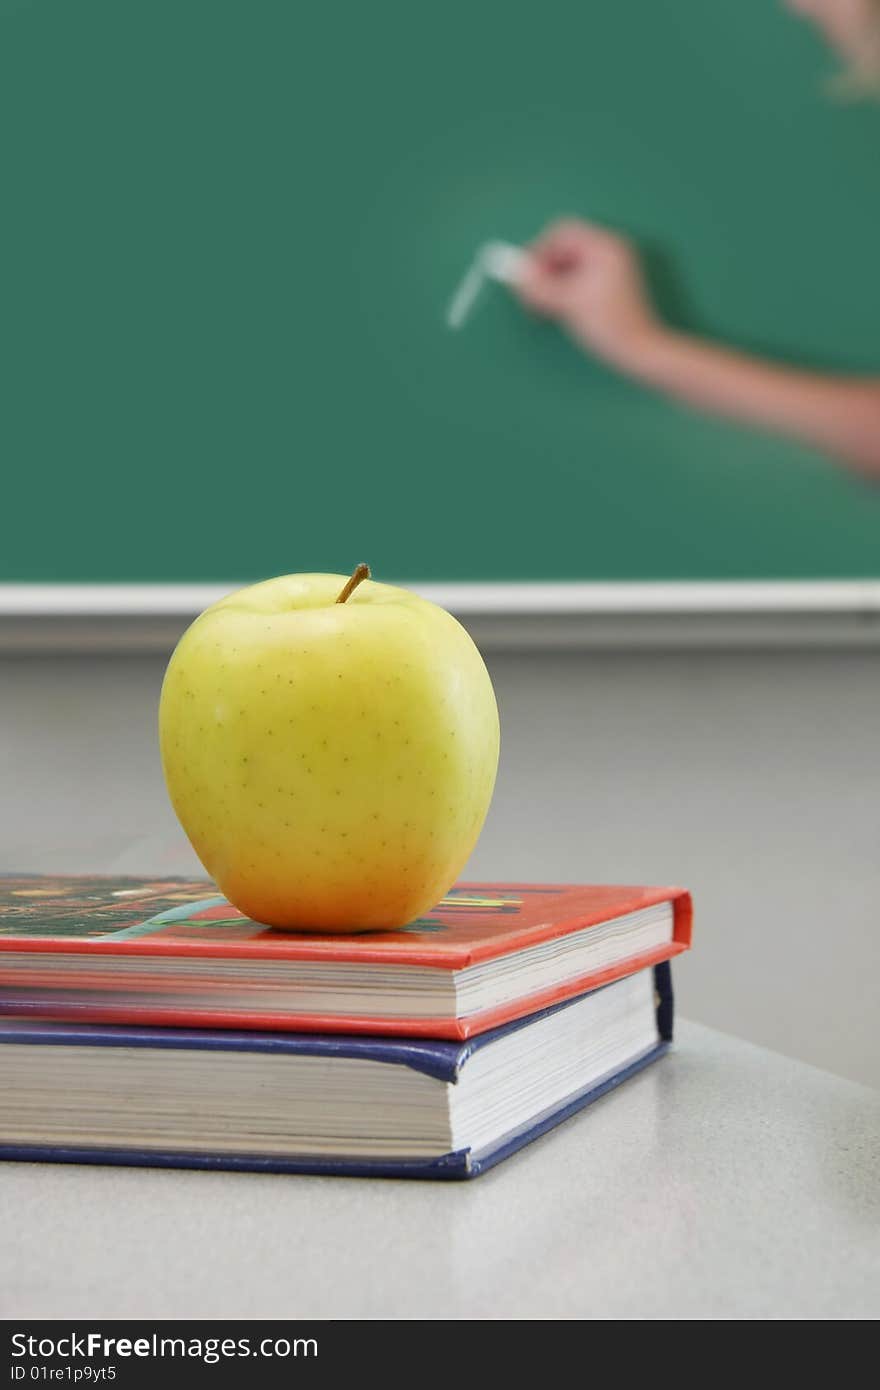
[[481, 240, 527, 286], [446, 259, 487, 331], [446, 240, 526, 330]]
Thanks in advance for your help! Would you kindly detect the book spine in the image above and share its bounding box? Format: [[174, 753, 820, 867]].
[[654, 959, 674, 1041]]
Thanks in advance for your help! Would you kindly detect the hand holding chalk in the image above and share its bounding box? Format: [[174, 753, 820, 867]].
[[447, 221, 661, 376], [515, 219, 661, 372], [447, 240, 528, 329]]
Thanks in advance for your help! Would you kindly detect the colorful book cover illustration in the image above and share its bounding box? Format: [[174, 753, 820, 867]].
[[0, 876, 216, 940]]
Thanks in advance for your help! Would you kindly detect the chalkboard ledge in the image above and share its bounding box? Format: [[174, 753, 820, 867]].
[[1, 582, 880, 653]]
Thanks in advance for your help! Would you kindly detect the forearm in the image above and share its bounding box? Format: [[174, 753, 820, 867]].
[[627, 329, 880, 476]]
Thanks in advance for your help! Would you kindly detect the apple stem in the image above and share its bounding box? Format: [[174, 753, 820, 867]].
[[336, 563, 371, 604]]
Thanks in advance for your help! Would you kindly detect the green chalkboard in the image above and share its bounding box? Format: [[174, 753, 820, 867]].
[[2, 0, 879, 582]]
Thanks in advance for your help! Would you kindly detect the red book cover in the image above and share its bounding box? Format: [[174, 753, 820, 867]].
[[0, 875, 692, 1039]]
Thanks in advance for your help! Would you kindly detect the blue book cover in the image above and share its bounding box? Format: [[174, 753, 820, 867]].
[[0, 963, 673, 1180]]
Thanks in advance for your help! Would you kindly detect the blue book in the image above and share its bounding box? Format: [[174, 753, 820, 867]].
[[0, 964, 672, 1180]]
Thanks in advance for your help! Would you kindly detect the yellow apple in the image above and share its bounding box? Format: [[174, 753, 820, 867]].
[[159, 567, 500, 931]]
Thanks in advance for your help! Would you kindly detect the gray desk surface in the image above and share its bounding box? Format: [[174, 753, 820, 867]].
[[1, 1021, 878, 1320]]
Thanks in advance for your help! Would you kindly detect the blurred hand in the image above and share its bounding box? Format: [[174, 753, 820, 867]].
[[514, 219, 880, 476], [516, 219, 663, 373], [783, 0, 880, 71]]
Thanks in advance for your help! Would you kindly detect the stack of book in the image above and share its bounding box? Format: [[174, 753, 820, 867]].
[[0, 876, 692, 1179]]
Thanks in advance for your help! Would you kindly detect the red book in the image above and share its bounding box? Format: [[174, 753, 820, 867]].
[[0, 875, 692, 1040]]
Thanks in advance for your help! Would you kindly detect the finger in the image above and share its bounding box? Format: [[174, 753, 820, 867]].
[[533, 220, 630, 275], [529, 218, 603, 268], [514, 254, 572, 316]]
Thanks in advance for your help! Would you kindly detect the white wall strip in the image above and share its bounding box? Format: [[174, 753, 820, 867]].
[[3, 579, 880, 615], [1, 581, 879, 652]]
